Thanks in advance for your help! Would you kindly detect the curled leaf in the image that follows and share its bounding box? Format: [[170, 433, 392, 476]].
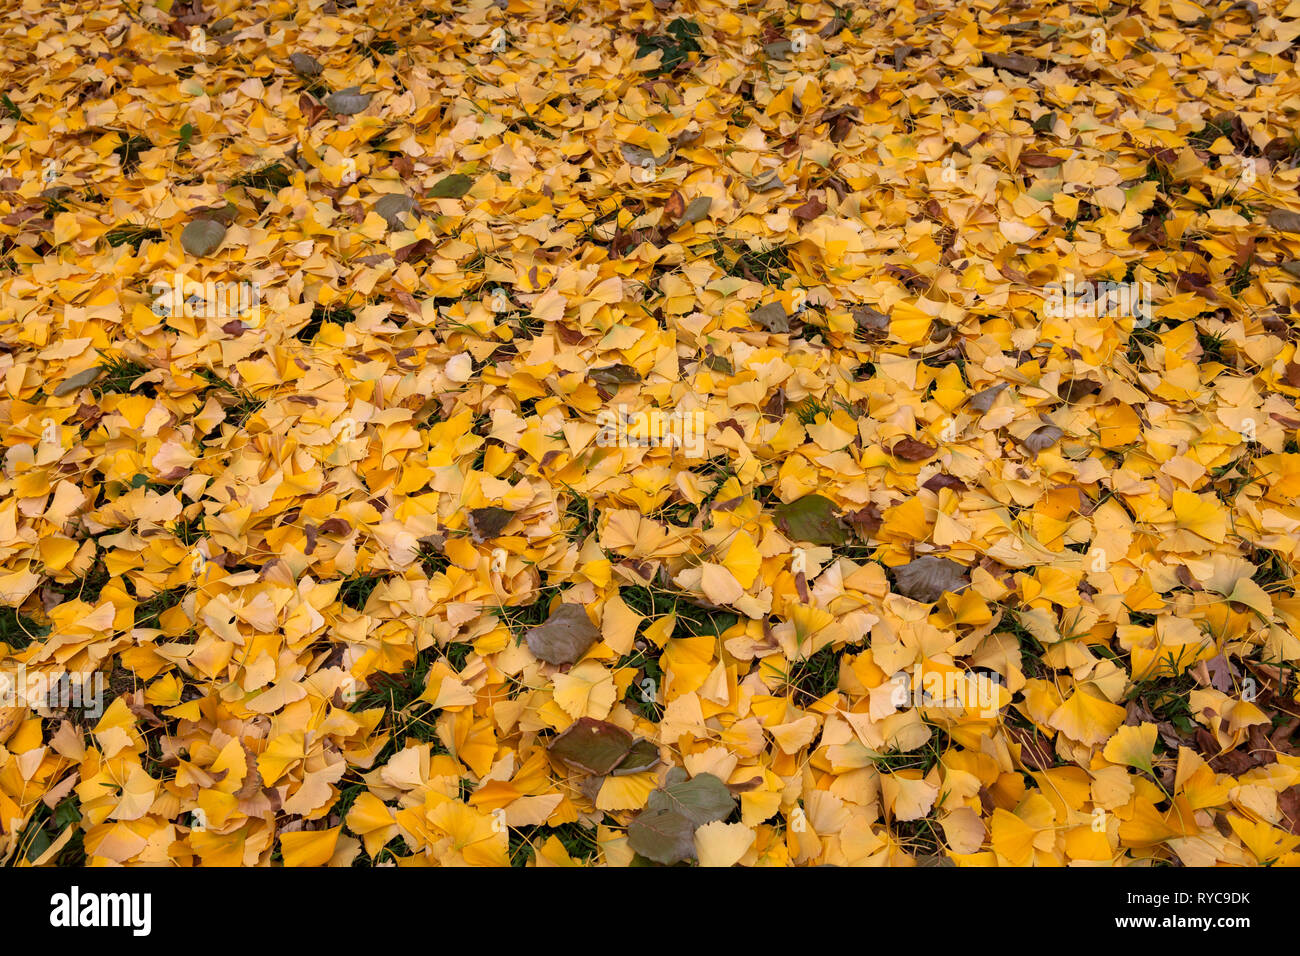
[[1022, 424, 1064, 454], [324, 86, 372, 115], [611, 738, 661, 776], [890, 437, 936, 461], [969, 382, 1008, 412], [467, 506, 513, 542], [289, 52, 322, 76], [983, 51, 1038, 74], [892, 556, 970, 602]]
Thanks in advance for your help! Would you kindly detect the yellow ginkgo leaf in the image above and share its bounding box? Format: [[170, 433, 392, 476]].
[[694, 820, 756, 867], [1102, 723, 1158, 774], [280, 827, 341, 868], [1048, 689, 1126, 747]]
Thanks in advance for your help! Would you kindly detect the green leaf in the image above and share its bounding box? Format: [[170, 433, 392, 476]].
[[681, 196, 712, 226], [588, 364, 641, 386], [181, 218, 227, 257], [24, 826, 51, 863], [627, 806, 697, 864], [53, 797, 81, 828], [701, 352, 732, 374], [52, 365, 104, 397], [429, 173, 473, 198], [665, 18, 702, 41], [646, 768, 735, 826], [773, 494, 848, 546], [636, 18, 702, 76], [626, 770, 736, 864]]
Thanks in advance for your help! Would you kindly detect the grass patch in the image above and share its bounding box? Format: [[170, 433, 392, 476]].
[[508, 821, 601, 866], [96, 356, 151, 395], [873, 726, 950, 775], [617, 584, 738, 639], [444, 642, 473, 670], [339, 573, 383, 611], [892, 812, 947, 860], [104, 223, 164, 250], [712, 239, 791, 284], [635, 18, 703, 76], [346, 653, 447, 768], [789, 645, 842, 702], [198, 369, 265, 428], [113, 134, 153, 172], [297, 303, 356, 342], [1, 93, 23, 121], [46, 556, 110, 606], [562, 487, 597, 542], [0, 606, 49, 648], [1124, 658, 1199, 745], [232, 162, 292, 191], [616, 644, 664, 720], [134, 587, 186, 629], [417, 540, 452, 577], [1124, 322, 1161, 365], [1197, 329, 1228, 364], [171, 513, 205, 548], [12, 798, 85, 866]]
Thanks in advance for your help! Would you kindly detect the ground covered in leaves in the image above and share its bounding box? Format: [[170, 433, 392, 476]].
[[2, 0, 1300, 866]]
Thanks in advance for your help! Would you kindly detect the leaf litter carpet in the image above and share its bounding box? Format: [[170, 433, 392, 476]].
[[1, 0, 1300, 866]]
